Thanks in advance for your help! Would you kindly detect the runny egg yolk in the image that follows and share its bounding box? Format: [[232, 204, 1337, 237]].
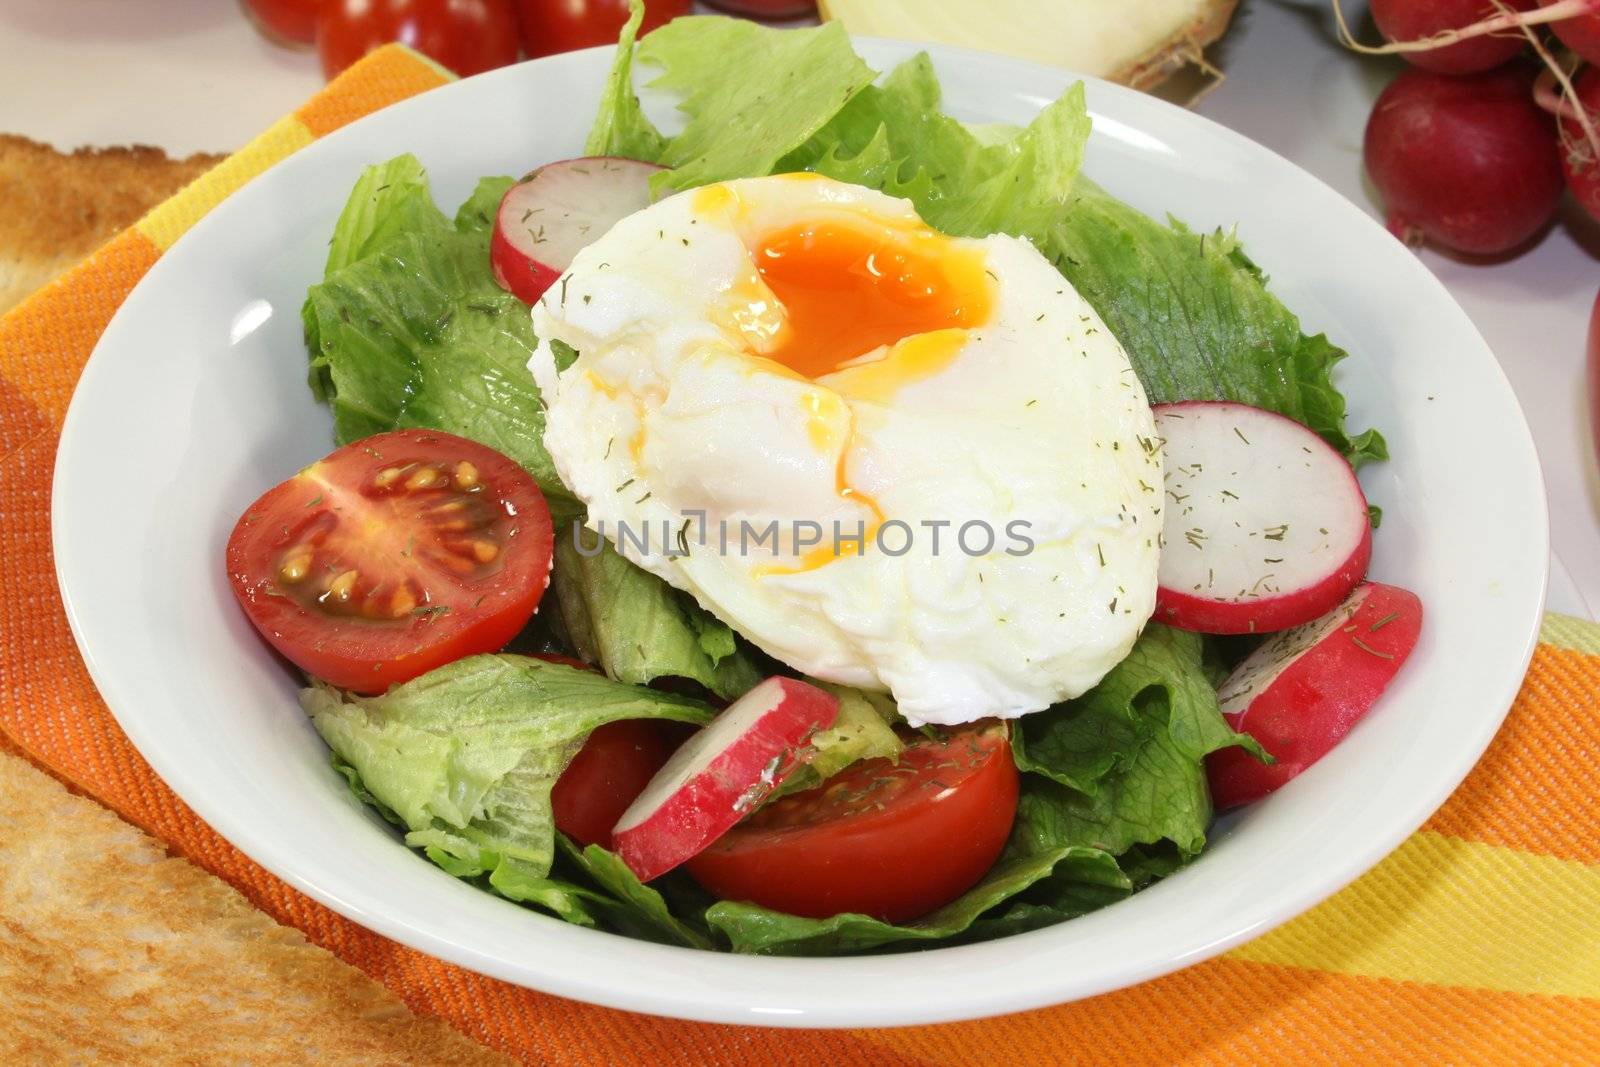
[[732, 212, 994, 575], [751, 218, 993, 378]]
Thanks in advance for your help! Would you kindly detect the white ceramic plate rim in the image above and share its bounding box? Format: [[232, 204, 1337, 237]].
[[53, 39, 1548, 1027]]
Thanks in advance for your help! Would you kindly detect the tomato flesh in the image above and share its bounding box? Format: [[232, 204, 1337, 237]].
[[225, 429, 553, 692], [514, 0, 688, 58], [553, 718, 691, 849], [685, 723, 1018, 922], [317, 0, 520, 80]]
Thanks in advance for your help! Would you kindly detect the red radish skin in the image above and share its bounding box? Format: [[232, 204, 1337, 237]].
[[1372, 0, 1537, 74], [610, 677, 839, 882], [1338, 0, 1600, 64], [1153, 401, 1372, 636], [1206, 582, 1424, 810], [1365, 64, 1565, 256], [1544, 0, 1600, 65], [490, 156, 662, 304]]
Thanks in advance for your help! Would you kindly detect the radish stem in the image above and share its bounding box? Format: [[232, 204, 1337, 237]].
[[1332, 0, 1597, 56], [1516, 19, 1600, 163]]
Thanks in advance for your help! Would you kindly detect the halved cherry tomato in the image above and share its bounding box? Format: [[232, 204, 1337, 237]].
[[553, 718, 692, 848], [317, 0, 520, 81], [243, 0, 322, 45], [685, 722, 1018, 922], [225, 429, 553, 693], [513, 0, 688, 58], [536, 652, 696, 849]]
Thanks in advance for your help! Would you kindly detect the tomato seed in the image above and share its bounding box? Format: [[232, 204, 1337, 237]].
[[278, 552, 312, 584], [405, 467, 443, 491], [471, 540, 499, 563], [454, 461, 479, 490], [373, 466, 404, 489], [327, 569, 359, 601], [389, 586, 417, 618]]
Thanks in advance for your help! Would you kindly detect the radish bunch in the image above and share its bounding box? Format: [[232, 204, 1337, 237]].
[[1348, 0, 1600, 255]]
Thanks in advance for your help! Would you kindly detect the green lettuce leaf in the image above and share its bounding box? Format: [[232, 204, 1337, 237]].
[[550, 529, 762, 701], [703, 844, 1121, 955], [783, 53, 1090, 244], [322, 153, 445, 273], [1012, 625, 1263, 859], [331, 754, 606, 925], [303, 156, 571, 497], [453, 175, 515, 237], [584, 1, 667, 162], [631, 17, 877, 195], [1046, 183, 1386, 465], [557, 838, 712, 949], [303, 655, 714, 896]]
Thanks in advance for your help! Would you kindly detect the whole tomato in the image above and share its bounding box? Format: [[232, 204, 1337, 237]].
[[513, 0, 688, 58], [701, 0, 816, 17], [317, 0, 520, 80], [243, 0, 322, 45]]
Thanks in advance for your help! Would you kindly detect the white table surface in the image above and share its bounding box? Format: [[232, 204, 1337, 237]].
[[4, 0, 1594, 617]]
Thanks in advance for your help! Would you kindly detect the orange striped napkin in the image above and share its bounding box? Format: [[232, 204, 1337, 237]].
[[2, 45, 1597, 1065]]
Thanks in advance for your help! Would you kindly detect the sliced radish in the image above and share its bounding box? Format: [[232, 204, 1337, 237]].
[[1153, 400, 1372, 634], [610, 677, 839, 883], [490, 156, 662, 304], [1206, 581, 1423, 810]]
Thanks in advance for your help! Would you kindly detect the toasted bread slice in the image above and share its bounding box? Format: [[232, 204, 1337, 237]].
[[0, 751, 510, 1065], [0, 135, 223, 315]]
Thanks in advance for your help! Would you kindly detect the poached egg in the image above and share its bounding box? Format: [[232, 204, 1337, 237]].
[[529, 174, 1161, 725]]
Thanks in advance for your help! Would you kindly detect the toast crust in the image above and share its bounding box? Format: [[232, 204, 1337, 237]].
[[0, 750, 511, 1065]]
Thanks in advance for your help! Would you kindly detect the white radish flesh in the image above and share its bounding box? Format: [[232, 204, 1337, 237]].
[[610, 677, 839, 883], [1153, 400, 1372, 635], [1206, 581, 1423, 809], [490, 156, 662, 304]]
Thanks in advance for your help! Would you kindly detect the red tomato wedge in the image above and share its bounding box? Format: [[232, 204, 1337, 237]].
[[225, 429, 553, 693], [685, 722, 1019, 923]]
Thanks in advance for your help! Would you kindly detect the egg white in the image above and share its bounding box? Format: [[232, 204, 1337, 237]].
[[528, 175, 1161, 726]]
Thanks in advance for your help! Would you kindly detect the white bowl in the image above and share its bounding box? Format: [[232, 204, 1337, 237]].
[[53, 41, 1547, 1026]]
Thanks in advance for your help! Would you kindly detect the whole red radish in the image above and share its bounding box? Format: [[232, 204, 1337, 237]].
[[491, 157, 662, 304], [1544, 0, 1600, 66], [1206, 582, 1423, 810], [1365, 64, 1565, 255], [1372, 0, 1537, 74], [611, 677, 839, 882], [1152, 401, 1372, 636]]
